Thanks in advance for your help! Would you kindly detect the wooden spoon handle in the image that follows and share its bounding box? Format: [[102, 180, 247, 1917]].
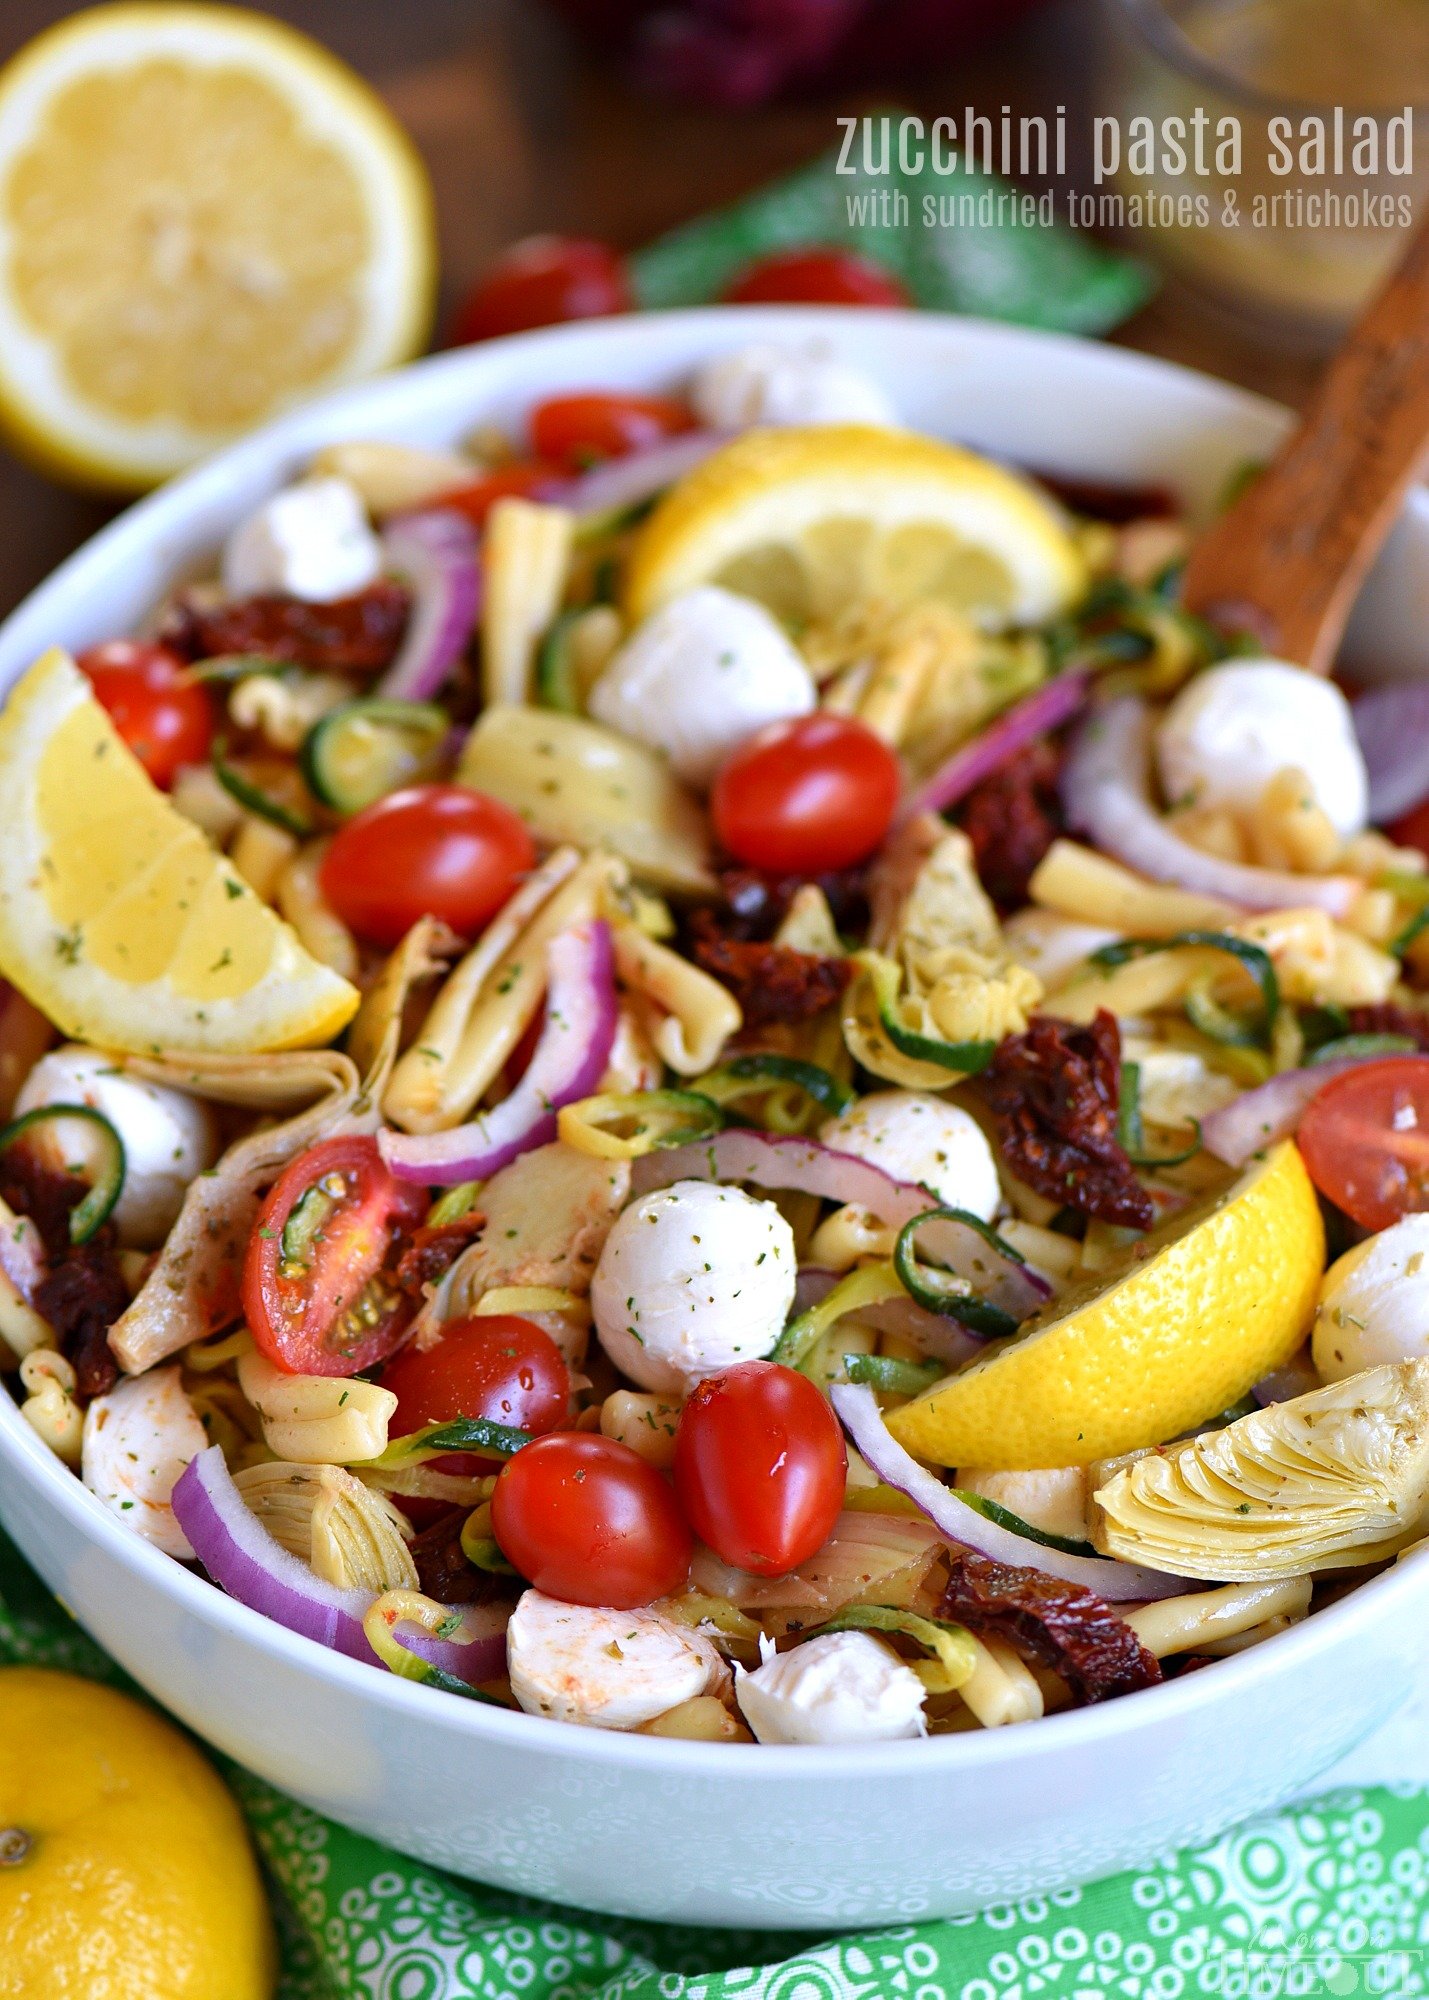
[[1181, 215, 1429, 675]]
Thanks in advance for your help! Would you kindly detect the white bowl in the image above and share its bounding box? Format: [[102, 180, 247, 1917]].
[[1, 308, 1426, 1929]]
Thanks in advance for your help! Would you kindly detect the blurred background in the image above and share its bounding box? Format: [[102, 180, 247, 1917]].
[[0, 0, 1422, 614]]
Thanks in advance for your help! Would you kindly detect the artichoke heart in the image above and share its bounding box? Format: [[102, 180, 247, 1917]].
[[1092, 1360, 1429, 1581], [234, 1460, 418, 1592]]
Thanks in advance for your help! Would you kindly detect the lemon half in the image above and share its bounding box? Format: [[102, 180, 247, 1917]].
[[624, 425, 1087, 631], [888, 1141, 1325, 1470], [0, 3, 435, 489], [0, 649, 358, 1054]]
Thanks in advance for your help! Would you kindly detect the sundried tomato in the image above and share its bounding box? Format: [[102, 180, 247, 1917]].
[[395, 1211, 487, 1296], [0, 1151, 127, 1399], [166, 579, 410, 672], [958, 739, 1063, 911], [986, 1009, 1154, 1229], [689, 912, 853, 1026], [34, 1253, 127, 1400], [407, 1508, 503, 1604], [941, 1551, 1162, 1704], [714, 865, 868, 942], [1344, 1004, 1429, 1052]]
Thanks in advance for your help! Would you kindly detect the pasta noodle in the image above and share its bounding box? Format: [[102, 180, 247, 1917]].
[[18, 1348, 82, 1466], [957, 1634, 1044, 1727], [383, 847, 612, 1132], [482, 498, 575, 706], [1124, 1577, 1312, 1658], [609, 918, 742, 1075], [1030, 839, 1236, 934], [277, 840, 361, 981], [236, 1350, 397, 1464]]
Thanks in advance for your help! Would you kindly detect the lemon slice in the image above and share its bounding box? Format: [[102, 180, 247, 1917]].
[[624, 425, 1087, 631], [0, 650, 359, 1053], [0, 4, 435, 490], [888, 1141, 1324, 1470]]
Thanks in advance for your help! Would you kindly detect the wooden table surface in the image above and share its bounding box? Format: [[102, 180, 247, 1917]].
[[0, 0, 1326, 618]]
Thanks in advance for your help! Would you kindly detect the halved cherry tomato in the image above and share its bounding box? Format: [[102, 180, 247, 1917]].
[[449, 236, 631, 345], [711, 712, 901, 874], [431, 460, 564, 529], [381, 1316, 570, 1461], [491, 1432, 692, 1607], [722, 248, 910, 308], [78, 640, 214, 788], [319, 783, 535, 949], [243, 1136, 429, 1376], [1297, 1056, 1429, 1229], [529, 392, 693, 470], [673, 1361, 846, 1577]]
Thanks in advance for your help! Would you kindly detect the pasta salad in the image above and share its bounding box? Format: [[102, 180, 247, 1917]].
[[3, 337, 1429, 1745]]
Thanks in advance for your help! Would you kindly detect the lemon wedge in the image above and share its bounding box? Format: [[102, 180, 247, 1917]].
[[0, 649, 358, 1053], [624, 425, 1087, 630], [888, 1141, 1324, 1470], [0, 3, 435, 490]]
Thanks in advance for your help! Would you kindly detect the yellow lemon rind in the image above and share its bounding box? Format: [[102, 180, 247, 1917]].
[[623, 424, 1087, 630], [887, 1141, 1325, 1470], [0, 649, 358, 1053]]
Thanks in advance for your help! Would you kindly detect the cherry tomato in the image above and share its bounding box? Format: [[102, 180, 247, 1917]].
[[491, 1432, 692, 1607], [673, 1361, 845, 1576], [78, 640, 214, 788], [529, 392, 693, 470], [432, 460, 563, 528], [243, 1137, 428, 1376], [1298, 1056, 1429, 1230], [449, 236, 631, 345], [722, 248, 910, 308], [319, 784, 535, 949], [1390, 798, 1429, 857], [381, 1316, 570, 1456], [712, 713, 901, 874]]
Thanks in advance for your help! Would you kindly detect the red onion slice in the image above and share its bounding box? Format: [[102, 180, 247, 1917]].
[[381, 919, 618, 1185], [376, 508, 482, 701], [172, 1446, 507, 1682], [899, 670, 1091, 825], [1352, 682, 1429, 825], [1061, 696, 1360, 917], [633, 1130, 1049, 1320], [1199, 1060, 1366, 1166], [558, 430, 727, 515], [830, 1383, 1190, 1602]]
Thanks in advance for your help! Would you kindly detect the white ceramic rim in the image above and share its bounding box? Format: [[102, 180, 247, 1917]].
[[0, 303, 1418, 1780]]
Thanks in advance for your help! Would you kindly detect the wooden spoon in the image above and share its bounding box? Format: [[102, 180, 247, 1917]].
[[1180, 212, 1429, 675]]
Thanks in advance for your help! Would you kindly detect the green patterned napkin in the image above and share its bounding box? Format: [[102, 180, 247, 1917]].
[[3, 1531, 1426, 1999], [630, 116, 1156, 334]]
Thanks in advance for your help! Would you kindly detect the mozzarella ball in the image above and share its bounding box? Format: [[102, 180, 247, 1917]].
[[691, 342, 897, 431], [507, 1590, 719, 1729], [821, 1091, 1001, 1222], [81, 1367, 207, 1558], [591, 1180, 797, 1395], [15, 1046, 218, 1248], [1155, 660, 1368, 839], [736, 1631, 926, 1746], [222, 476, 383, 602], [1312, 1214, 1429, 1382], [588, 585, 815, 786], [1001, 910, 1119, 990]]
